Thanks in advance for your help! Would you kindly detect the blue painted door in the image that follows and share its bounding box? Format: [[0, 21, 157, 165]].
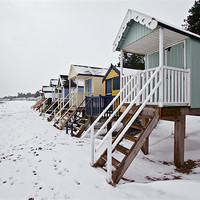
[[167, 42, 184, 68], [85, 79, 92, 95], [106, 79, 112, 95]]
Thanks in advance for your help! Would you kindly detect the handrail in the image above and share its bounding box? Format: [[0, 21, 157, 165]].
[[33, 97, 44, 109], [102, 66, 162, 183], [69, 96, 93, 136], [43, 98, 49, 104], [44, 99, 58, 113], [96, 65, 162, 152], [82, 70, 140, 138], [56, 99, 77, 123], [48, 93, 70, 120], [54, 93, 70, 119], [163, 66, 190, 73], [65, 97, 88, 134]]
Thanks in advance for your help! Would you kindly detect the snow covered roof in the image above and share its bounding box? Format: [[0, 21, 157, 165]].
[[102, 64, 138, 82], [50, 79, 58, 87], [42, 86, 54, 93], [58, 75, 69, 88], [72, 65, 108, 77], [113, 9, 200, 53]]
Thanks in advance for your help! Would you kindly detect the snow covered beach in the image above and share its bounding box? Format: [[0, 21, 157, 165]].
[[0, 101, 200, 199]]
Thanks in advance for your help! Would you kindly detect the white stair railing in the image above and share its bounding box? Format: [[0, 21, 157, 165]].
[[87, 65, 162, 183], [44, 99, 58, 114], [57, 99, 77, 126], [53, 93, 72, 121], [48, 94, 69, 120], [105, 65, 162, 183], [81, 70, 140, 139]]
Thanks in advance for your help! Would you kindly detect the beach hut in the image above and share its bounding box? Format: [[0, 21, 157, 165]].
[[68, 64, 108, 106], [57, 75, 70, 107], [85, 9, 200, 184], [102, 64, 138, 96], [49, 79, 58, 102]]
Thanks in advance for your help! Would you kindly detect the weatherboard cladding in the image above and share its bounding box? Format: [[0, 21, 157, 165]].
[[166, 42, 184, 68], [118, 20, 153, 51], [186, 38, 200, 108], [145, 38, 200, 108]]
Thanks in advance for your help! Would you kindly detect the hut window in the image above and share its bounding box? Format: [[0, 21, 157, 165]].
[[113, 76, 120, 90], [85, 79, 92, 93], [106, 79, 112, 95]]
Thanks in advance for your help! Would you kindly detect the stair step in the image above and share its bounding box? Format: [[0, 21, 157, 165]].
[[102, 155, 120, 169], [74, 126, 81, 131], [124, 134, 138, 142], [80, 118, 88, 121], [53, 124, 59, 129], [78, 122, 85, 126], [138, 113, 152, 119], [130, 123, 143, 131], [115, 144, 129, 155]]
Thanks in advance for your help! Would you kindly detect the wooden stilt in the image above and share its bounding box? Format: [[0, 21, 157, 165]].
[[107, 122, 112, 132], [141, 117, 149, 155], [174, 115, 185, 168], [141, 137, 149, 155]]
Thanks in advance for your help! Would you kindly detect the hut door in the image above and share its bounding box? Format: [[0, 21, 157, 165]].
[[166, 42, 184, 69], [106, 79, 112, 95], [85, 79, 92, 96]]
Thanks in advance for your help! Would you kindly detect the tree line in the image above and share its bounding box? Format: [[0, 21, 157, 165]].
[[2, 91, 40, 100]]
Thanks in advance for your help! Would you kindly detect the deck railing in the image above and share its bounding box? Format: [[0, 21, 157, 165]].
[[69, 92, 93, 107], [85, 95, 120, 117], [122, 65, 190, 106]]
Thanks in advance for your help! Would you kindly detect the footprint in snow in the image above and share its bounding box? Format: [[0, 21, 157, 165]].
[[64, 168, 69, 173], [75, 180, 80, 185], [58, 171, 65, 176], [33, 171, 37, 175]]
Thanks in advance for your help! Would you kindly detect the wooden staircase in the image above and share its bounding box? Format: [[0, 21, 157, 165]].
[[36, 101, 44, 111], [47, 105, 60, 122], [41, 103, 52, 114], [67, 114, 90, 137], [93, 106, 159, 184], [53, 106, 77, 130], [33, 97, 44, 110], [42, 100, 58, 114]]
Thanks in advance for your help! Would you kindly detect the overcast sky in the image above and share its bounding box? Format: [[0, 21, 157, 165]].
[[0, 0, 196, 97]]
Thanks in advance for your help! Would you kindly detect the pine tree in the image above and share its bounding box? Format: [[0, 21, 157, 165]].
[[118, 52, 145, 70], [183, 0, 200, 35]]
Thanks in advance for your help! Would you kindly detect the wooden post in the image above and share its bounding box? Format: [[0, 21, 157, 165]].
[[141, 137, 149, 155], [107, 122, 112, 133], [174, 115, 185, 168], [141, 117, 149, 155], [159, 27, 164, 107], [120, 50, 124, 103]]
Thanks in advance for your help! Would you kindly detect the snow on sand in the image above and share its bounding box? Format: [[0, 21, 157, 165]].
[[0, 101, 200, 199]]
